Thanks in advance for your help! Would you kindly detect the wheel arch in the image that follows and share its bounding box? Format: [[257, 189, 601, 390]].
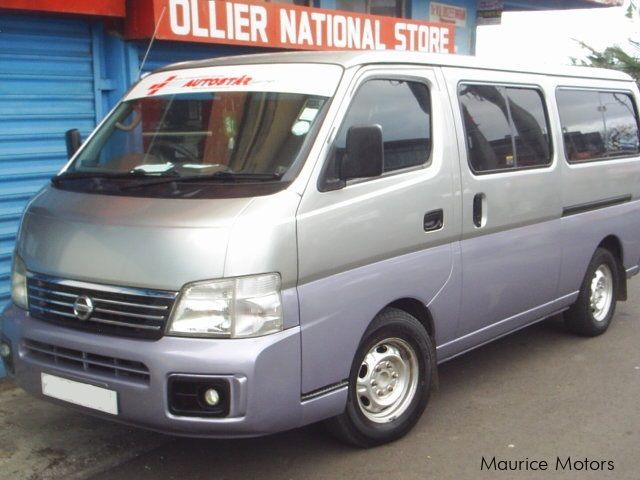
[[598, 235, 627, 301], [385, 297, 435, 342]]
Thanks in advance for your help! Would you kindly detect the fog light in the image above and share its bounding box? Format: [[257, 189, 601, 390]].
[[0, 342, 10, 358], [168, 376, 229, 417], [203, 388, 220, 407]]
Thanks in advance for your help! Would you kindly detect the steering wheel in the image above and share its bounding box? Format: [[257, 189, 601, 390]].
[[148, 141, 198, 163]]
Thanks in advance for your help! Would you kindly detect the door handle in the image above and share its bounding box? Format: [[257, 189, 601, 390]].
[[473, 193, 485, 227], [423, 209, 444, 232]]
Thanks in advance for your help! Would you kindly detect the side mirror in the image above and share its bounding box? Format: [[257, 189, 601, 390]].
[[65, 129, 82, 159], [340, 125, 384, 181]]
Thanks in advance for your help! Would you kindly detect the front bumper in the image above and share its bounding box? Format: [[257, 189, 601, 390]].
[[1, 304, 347, 438]]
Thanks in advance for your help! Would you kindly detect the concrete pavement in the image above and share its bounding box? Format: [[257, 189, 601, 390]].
[[1, 280, 639, 480], [0, 381, 168, 480]]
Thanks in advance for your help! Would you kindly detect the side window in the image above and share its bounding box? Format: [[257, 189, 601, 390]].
[[557, 90, 605, 162], [506, 87, 551, 167], [324, 78, 431, 184], [599, 92, 640, 157], [458, 84, 551, 173], [459, 85, 514, 172], [557, 89, 640, 162]]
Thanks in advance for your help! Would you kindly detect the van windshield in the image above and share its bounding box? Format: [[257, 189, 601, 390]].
[[55, 90, 329, 197]]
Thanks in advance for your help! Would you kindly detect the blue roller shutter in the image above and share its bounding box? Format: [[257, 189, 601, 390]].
[[136, 40, 258, 77], [0, 14, 97, 312], [0, 27, 262, 377]]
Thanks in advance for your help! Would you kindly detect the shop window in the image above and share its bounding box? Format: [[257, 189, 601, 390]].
[[323, 78, 431, 185], [336, 0, 367, 12], [335, 0, 404, 17], [369, 0, 403, 17], [459, 84, 551, 173], [558, 89, 640, 162], [264, 0, 312, 5]]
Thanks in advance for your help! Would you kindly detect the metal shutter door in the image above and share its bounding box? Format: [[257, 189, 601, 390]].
[[0, 14, 97, 308], [137, 41, 255, 76]]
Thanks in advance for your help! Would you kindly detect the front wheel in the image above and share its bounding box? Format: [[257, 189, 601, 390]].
[[325, 308, 435, 447], [565, 248, 619, 336]]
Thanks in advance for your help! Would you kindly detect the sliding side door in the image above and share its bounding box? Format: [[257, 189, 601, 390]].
[[441, 68, 563, 358]]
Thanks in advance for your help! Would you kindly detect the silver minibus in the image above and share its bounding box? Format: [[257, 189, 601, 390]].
[[2, 51, 639, 446]]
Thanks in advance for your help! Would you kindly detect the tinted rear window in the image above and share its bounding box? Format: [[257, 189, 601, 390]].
[[506, 88, 551, 167], [557, 89, 640, 162], [459, 84, 551, 173]]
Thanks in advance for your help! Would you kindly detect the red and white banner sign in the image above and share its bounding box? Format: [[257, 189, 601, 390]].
[[128, 0, 455, 54]]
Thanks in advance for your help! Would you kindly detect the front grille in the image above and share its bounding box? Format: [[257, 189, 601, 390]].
[[27, 273, 178, 340], [24, 339, 150, 384]]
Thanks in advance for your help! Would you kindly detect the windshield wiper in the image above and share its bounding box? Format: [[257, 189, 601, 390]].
[[118, 171, 282, 191], [51, 170, 177, 187]]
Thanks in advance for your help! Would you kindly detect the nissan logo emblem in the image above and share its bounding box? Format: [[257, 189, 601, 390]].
[[73, 295, 94, 321]]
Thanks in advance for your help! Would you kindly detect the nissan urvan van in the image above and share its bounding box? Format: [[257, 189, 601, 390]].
[[2, 51, 640, 447]]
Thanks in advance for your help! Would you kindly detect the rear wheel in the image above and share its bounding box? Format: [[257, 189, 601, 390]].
[[565, 248, 619, 336], [325, 308, 435, 447]]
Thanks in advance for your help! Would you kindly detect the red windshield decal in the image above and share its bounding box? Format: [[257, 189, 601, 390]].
[[182, 75, 253, 88], [146, 75, 177, 95]]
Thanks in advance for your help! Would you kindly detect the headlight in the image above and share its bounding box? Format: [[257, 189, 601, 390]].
[[169, 273, 283, 338], [10, 254, 28, 310]]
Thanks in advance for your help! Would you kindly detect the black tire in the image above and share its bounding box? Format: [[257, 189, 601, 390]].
[[325, 308, 435, 448], [565, 248, 619, 337]]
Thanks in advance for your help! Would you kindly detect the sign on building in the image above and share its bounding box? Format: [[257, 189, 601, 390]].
[[429, 2, 467, 28], [127, 0, 455, 54], [477, 0, 504, 26]]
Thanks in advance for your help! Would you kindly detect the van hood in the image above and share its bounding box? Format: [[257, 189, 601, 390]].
[[18, 187, 256, 291]]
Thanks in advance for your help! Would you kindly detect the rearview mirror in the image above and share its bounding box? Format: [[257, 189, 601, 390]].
[[65, 129, 82, 159], [340, 125, 384, 181]]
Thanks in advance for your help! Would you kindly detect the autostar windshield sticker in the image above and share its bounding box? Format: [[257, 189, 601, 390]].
[[146, 74, 254, 96], [182, 75, 253, 88], [147, 75, 177, 95], [129, 64, 343, 99]]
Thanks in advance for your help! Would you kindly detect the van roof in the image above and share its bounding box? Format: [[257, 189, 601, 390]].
[[156, 50, 633, 82]]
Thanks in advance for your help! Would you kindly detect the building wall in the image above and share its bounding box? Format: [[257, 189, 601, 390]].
[[410, 0, 478, 54]]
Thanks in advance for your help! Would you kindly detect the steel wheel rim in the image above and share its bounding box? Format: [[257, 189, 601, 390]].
[[589, 264, 613, 322], [355, 337, 419, 423]]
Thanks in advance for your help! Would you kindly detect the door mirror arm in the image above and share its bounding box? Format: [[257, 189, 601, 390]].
[[65, 129, 82, 159]]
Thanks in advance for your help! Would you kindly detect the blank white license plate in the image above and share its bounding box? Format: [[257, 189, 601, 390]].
[[41, 373, 118, 415]]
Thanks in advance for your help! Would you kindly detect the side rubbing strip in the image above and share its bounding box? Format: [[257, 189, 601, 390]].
[[301, 380, 349, 402], [562, 195, 632, 217]]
